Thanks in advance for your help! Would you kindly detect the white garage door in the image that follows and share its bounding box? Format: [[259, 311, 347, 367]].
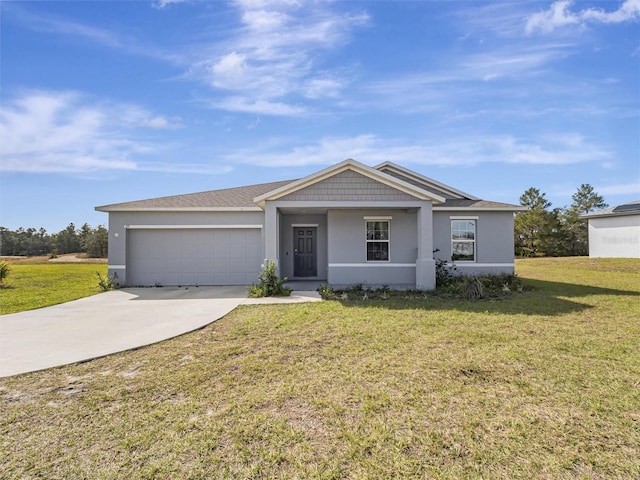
[[127, 228, 261, 286]]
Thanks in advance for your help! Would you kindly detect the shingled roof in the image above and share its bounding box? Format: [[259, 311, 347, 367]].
[[96, 179, 294, 211], [581, 200, 640, 219], [96, 162, 524, 212], [437, 199, 526, 210]]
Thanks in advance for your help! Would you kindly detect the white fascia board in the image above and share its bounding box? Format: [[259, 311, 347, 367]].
[[253, 158, 445, 206], [434, 206, 527, 212], [581, 211, 640, 219], [374, 161, 480, 200], [94, 206, 263, 212]]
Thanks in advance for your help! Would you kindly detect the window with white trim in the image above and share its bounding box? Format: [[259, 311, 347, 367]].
[[451, 219, 475, 261], [366, 220, 389, 261]]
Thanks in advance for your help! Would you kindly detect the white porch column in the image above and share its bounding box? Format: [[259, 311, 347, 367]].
[[416, 202, 436, 290], [264, 201, 279, 270]]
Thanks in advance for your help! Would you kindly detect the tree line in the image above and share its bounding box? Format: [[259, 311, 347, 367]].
[[0, 223, 108, 258], [514, 184, 607, 257]]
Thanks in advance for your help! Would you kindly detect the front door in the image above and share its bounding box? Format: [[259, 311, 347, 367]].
[[293, 227, 317, 277]]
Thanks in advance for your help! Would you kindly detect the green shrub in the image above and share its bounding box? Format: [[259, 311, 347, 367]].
[[248, 260, 291, 298], [463, 276, 485, 300], [329, 284, 393, 301], [435, 259, 458, 288], [96, 271, 118, 291], [0, 261, 11, 284], [480, 273, 523, 294], [318, 283, 335, 300]]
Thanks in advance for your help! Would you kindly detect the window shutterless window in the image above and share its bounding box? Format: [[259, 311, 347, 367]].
[[451, 219, 475, 261], [366, 220, 389, 261]]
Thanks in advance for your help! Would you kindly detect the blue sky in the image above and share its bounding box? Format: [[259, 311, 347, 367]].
[[1, 0, 638, 232]]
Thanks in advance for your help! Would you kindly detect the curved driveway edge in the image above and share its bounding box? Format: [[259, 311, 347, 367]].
[[0, 287, 321, 378]]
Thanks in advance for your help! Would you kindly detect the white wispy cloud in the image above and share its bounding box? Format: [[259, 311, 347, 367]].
[[361, 42, 572, 114], [211, 97, 307, 116], [5, 3, 183, 64], [526, 0, 640, 34], [190, 0, 369, 115], [457, 2, 533, 38], [154, 0, 192, 9], [223, 133, 611, 168], [597, 181, 640, 196], [0, 91, 189, 174]]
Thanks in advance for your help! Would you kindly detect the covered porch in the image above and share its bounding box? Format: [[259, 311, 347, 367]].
[[264, 202, 437, 290]]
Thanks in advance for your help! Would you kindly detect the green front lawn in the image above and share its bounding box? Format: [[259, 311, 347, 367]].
[[0, 262, 108, 315], [1, 258, 639, 478]]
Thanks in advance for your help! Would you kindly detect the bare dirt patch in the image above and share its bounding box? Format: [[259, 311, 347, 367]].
[[1, 254, 106, 265]]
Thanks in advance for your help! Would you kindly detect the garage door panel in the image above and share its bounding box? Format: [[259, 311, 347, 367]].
[[127, 228, 261, 286]]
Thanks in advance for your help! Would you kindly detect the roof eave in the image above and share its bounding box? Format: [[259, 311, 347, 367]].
[[374, 161, 481, 201], [581, 211, 640, 219], [95, 206, 263, 213], [434, 206, 527, 212]]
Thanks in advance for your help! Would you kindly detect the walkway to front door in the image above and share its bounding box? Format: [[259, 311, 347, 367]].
[[293, 227, 317, 277]]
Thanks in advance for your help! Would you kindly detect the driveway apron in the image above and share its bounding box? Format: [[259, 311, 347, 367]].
[[0, 287, 320, 377]]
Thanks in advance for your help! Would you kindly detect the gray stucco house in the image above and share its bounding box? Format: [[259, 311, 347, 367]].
[[96, 159, 524, 289], [581, 201, 640, 258]]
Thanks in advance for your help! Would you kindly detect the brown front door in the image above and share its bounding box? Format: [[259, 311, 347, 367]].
[[293, 227, 317, 277]]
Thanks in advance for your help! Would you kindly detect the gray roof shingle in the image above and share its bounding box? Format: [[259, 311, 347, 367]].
[[96, 169, 524, 212], [438, 199, 525, 209], [96, 179, 295, 211]]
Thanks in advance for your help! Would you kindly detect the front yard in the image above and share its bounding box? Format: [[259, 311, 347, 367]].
[[1, 258, 639, 478], [0, 256, 107, 315]]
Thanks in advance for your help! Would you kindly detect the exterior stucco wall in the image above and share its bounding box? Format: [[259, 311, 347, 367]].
[[280, 170, 418, 202], [433, 210, 516, 275], [106, 211, 265, 284], [588, 215, 640, 258], [278, 214, 328, 279], [327, 209, 418, 288]]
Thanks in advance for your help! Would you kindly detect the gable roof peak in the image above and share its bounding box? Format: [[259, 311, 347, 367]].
[[253, 158, 447, 206]]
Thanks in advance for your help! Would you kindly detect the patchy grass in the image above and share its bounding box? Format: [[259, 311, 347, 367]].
[[1, 258, 639, 478], [0, 260, 108, 314]]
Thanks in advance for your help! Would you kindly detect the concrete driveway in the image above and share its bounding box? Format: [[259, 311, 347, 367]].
[[0, 287, 320, 378]]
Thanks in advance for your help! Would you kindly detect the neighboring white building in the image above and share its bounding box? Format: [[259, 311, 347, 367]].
[[581, 201, 640, 258]]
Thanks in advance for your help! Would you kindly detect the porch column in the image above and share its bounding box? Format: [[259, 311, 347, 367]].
[[264, 201, 279, 271], [416, 202, 436, 290]]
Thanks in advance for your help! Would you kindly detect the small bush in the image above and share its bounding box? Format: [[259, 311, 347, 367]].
[[96, 271, 118, 291], [435, 259, 458, 288], [0, 261, 11, 285], [331, 284, 392, 301], [318, 283, 335, 300], [463, 276, 485, 300], [248, 260, 291, 298], [480, 273, 523, 294]]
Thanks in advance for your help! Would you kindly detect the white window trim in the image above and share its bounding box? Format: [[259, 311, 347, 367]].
[[365, 219, 390, 262], [291, 224, 319, 227], [451, 219, 476, 262]]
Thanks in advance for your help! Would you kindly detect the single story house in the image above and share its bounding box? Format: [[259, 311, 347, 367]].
[[96, 159, 525, 289], [581, 201, 640, 258]]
